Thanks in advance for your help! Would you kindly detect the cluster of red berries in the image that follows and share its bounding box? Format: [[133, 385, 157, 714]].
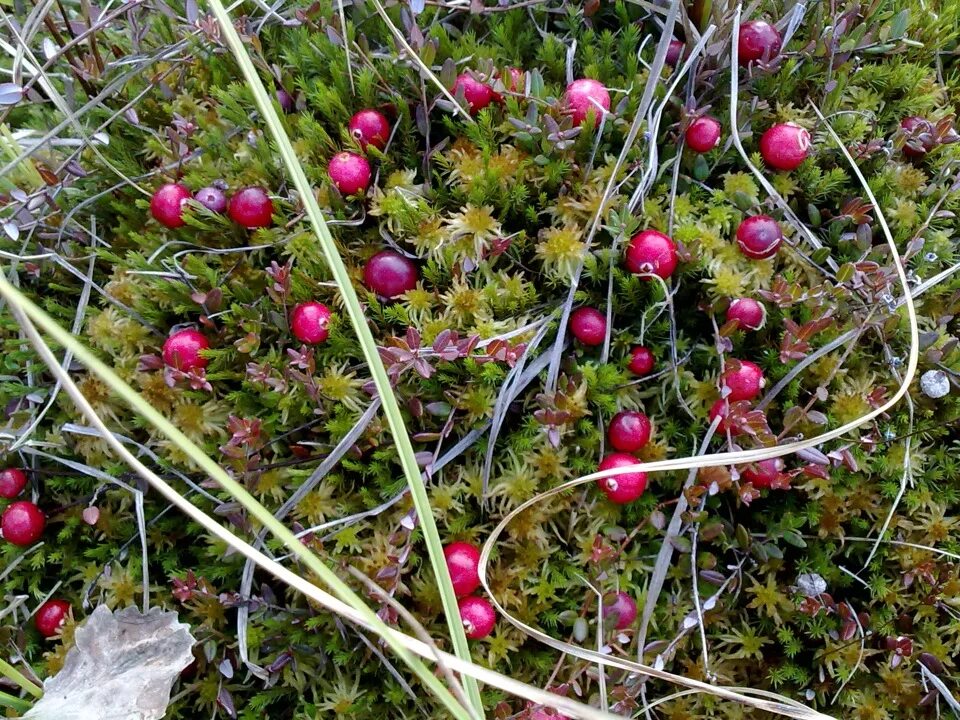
[[443, 541, 496, 639], [151, 183, 274, 230]]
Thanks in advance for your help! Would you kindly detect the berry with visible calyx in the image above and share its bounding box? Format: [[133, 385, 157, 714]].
[[901, 116, 936, 158], [625, 229, 679, 279], [35, 599, 71, 638], [665, 39, 685, 67], [349, 109, 391, 151], [290, 302, 332, 345], [1, 500, 45, 546], [596, 453, 648, 504], [569, 307, 607, 346], [363, 250, 419, 298], [738, 20, 782, 64], [150, 183, 192, 228], [162, 329, 210, 371], [453, 73, 496, 114], [563, 79, 611, 127], [686, 116, 722, 153], [708, 399, 743, 436], [602, 591, 637, 630], [740, 457, 785, 489], [458, 595, 496, 639], [759, 122, 810, 171], [0, 468, 27, 499], [726, 298, 767, 330], [228, 187, 274, 228], [276, 88, 295, 113], [736, 215, 783, 260], [607, 411, 652, 453], [444, 541, 481, 598], [328, 152, 372, 196], [722, 360, 765, 401], [194, 186, 227, 214], [627, 346, 655, 376]]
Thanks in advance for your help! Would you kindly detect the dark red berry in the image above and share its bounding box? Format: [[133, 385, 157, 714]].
[[602, 591, 637, 630], [458, 595, 496, 639], [901, 116, 936, 158], [363, 250, 419, 298], [162, 329, 210, 371], [349, 109, 391, 152], [194, 186, 227, 213], [1, 500, 45, 546], [328, 152, 372, 196], [685, 116, 722, 153], [607, 411, 652, 453], [0, 468, 27, 499], [738, 20, 782, 64], [596, 453, 648, 504], [736, 215, 783, 260], [722, 360, 765, 401], [228, 187, 274, 228], [276, 88, 295, 113], [708, 399, 742, 436], [444, 541, 481, 598], [625, 229, 679, 279], [35, 599, 71, 638], [453, 73, 496, 114], [740, 457, 784, 489], [563, 79, 611, 127], [759, 123, 810, 171], [150, 183, 192, 229], [665, 39, 685, 67], [569, 307, 607, 346], [290, 302, 332, 345], [627, 346, 655, 376], [726, 298, 767, 330]]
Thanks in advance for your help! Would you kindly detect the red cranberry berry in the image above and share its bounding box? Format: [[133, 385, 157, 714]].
[[736, 215, 783, 260], [194, 186, 227, 214], [569, 307, 607, 346], [444, 541, 481, 598], [35, 599, 71, 638], [901, 116, 936, 158], [162, 329, 210, 371], [453, 73, 496, 114], [228, 187, 274, 228], [759, 122, 810, 171], [563, 79, 611, 127], [625, 229, 679, 280], [328, 152, 372, 196], [1, 500, 45, 546], [726, 298, 767, 331], [596, 453, 648, 504], [276, 88, 295, 113], [722, 360, 765, 401], [290, 302, 332, 345], [607, 411, 652, 453], [685, 116, 722, 153], [665, 39, 685, 67], [349, 109, 391, 152], [363, 250, 419, 298], [708, 399, 742, 436], [458, 595, 496, 639], [0, 468, 27, 499], [602, 591, 638, 630], [150, 183, 192, 229], [627, 346, 655, 376], [738, 20, 782, 64], [740, 457, 785, 489]]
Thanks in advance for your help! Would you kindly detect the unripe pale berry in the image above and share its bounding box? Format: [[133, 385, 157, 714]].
[[35, 599, 71, 638], [569, 307, 607, 346], [363, 250, 419, 298], [453, 73, 496, 114], [0, 468, 27, 498], [625, 229, 679, 279], [444, 541, 481, 598], [596, 453, 648, 504], [722, 359, 765, 401], [738, 20, 782, 64], [726, 298, 767, 331], [228, 187, 274, 228], [759, 123, 810, 171], [328, 152, 372, 196], [602, 591, 637, 630], [563, 79, 611, 127], [740, 457, 785, 488], [150, 183, 192, 228], [290, 302, 332, 344], [458, 595, 496, 639], [627, 346, 655, 376], [349, 109, 391, 151], [736, 215, 783, 260], [1, 500, 45, 546], [607, 411, 652, 453], [685, 116, 722, 153], [162, 329, 210, 371], [194, 186, 227, 214]]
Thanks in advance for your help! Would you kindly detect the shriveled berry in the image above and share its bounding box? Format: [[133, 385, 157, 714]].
[[596, 453, 648, 504], [708, 399, 742, 436], [363, 250, 419, 298], [458, 595, 496, 639], [726, 298, 767, 331], [444, 541, 481, 598], [627, 346, 655, 376], [194, 186, 227, 214], [686, 116, 722, 153], [901, 116, 936, 158], [1, 500, 45, 546], [290, 302, 332, 345], [328, 152, 372, 196], [740, 457, 784, 489], [738, 20, 782, 64], [453, 73, 496, 114], [569, 307, 607, 346], [35, 599, 71, 638], [0, 468, 27, 499], [228, 187, 274, 228], [150, 183, 192, 229], [722, 360, 765, 401], [665, 39, 685, 67], [736, 215, 783, 260], [349, 109, 391, 151], [625, 229, 679, 279], [759, 122, 810, 171], [602, 591, 637, 630], [162, 329, 210, 371], [563, 79, 611, 127], [607, 411, 652, 453]]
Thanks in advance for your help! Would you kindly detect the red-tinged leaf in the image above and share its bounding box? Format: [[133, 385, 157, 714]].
[[405, 326, 421, 350], [841, 620, 857, 641], [413, 358, 434, 378], [433, 329, 451, 351]]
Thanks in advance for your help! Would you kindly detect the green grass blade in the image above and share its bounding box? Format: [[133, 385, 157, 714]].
[[0, 689, 33, 713], [0, 658, 42, 699]]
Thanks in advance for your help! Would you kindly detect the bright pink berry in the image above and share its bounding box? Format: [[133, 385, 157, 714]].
[[1, 501, 45, 546], [444, 541, 481, 598], [740, 457, 784, 489], [901, 116, 936, 158], [363, 250, 419, 298], [563, 79, 611, 127], [502, 66, 524, 93], [349, 109, 391, 151], [759, 122, 810, 171], [738, 20, 782, 64], [529, 708, 569, 720], [194, 186, 227, 213], [290, 302, 332, 344], [453, 73, 496, 114], [685, 116, 722, 153], [0, 468, 27, 499], [722, 359, 765, 401], [228, 187, 274, 228], [665, 39, 685, 67], [569, 307, 607, 346], [328, 152, 372, 196], [726, 298, 767, 331], [150, 183, 192, 229], [708, 399, 742, 436], [276, 88, 295, 113], [736, 215, 783, 260], [458, 595, 496, 639], [596, 453, 648, 504], [35, 599, 71, 638], [607, 411, 652, 453], [625, 229, 679, 279], [162, 329, 210, 371], [602, 591, 637, 630], [627, 346, 655, 376]]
